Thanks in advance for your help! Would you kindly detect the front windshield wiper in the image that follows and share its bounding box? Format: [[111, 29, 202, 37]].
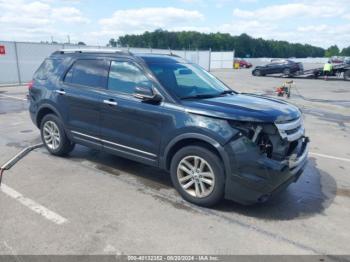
[[181, 90, 236, 100], [180, 94, 219, 100], [219, 90, 235, 95]]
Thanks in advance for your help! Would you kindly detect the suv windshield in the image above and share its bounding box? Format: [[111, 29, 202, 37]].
[[147, 62, 234, 99]]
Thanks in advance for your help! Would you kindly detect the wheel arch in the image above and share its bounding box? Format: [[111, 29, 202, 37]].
[[162, 133, 230, 174], [36, 104, 63, 127]]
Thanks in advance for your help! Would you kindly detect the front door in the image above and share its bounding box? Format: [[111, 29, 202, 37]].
[[100, 60, 164, 165]]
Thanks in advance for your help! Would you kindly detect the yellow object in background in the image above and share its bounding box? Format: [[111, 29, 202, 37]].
[[323, 62, 332, 72], [234, 62, 240, 69]]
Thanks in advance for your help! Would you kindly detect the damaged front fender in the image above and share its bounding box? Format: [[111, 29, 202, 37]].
[[222, 123, 309, 205]]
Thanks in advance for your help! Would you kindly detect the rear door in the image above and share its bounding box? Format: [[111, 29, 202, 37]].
[[100, 59, 164, 165], [58, 58, 108, 149]]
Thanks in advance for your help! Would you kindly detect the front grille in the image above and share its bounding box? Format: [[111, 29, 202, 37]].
[[285, 127, 299, 135], [275, 117, 305, 142]]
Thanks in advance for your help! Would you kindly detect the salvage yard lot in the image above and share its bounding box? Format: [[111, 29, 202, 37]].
[[0, 69, 350, 255]]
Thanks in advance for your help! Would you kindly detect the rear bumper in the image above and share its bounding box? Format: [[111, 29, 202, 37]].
[[29, 101, 37, 126], [223, 136, 309, 205]]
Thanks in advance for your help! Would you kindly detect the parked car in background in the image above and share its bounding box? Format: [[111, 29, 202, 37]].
[[329, 56, 345, 64], [270, 58, 285, 62], [327, 56, 350, 64], [234, 58, 252, 68], [252, 59, 303, 76]]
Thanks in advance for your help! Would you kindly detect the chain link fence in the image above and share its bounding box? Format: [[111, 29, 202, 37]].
[[0, 41, 234, 85]]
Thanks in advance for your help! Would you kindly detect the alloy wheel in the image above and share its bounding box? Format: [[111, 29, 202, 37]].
[[43, 121, 61, 150], [177, 156, 215, 198]]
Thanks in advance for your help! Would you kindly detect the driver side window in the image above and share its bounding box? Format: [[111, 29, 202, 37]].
[[108, 61, 149, 95]]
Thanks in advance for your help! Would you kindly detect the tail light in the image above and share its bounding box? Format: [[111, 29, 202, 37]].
[[27, 80, 34, 90]]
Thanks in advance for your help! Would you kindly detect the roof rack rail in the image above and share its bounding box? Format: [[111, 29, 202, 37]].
[[56, 48, 132, 55]]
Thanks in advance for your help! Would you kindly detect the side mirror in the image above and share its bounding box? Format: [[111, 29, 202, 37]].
[[133, 81, 162, 103]]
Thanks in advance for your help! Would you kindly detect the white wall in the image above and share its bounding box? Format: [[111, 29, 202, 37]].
[[0, 41, 214, 85], [210, 51, 235, 69], [0, 41, 81, 84]]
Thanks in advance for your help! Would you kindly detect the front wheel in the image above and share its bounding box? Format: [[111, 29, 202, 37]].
[[253, 69, 262, 76], [170, 146, 225, 207], [40, 114, 75, 156], [344, 70, 350, 81]]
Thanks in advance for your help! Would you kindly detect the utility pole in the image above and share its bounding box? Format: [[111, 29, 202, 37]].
[[209, 48, 212, 72]]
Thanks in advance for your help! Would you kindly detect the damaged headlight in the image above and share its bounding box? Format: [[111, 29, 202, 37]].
[[229, 121, 276, 158]]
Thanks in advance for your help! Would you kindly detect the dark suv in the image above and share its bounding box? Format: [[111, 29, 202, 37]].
[[29, 49, 309, 207]]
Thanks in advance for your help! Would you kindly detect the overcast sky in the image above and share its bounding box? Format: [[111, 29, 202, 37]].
[[0, 0, 349, 48]]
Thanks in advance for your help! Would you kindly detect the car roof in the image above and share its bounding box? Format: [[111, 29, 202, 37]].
[[50, 49, 187, 64], [135, 53, 187, 64]]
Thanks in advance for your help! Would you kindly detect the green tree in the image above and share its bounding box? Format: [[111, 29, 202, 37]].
[[108, 38, 117, 47], [341, 46, 350, 56], [325, 45, 340, 57], [116, 30, 326, 58]]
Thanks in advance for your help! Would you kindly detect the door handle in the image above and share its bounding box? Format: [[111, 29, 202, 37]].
[[103, 99, 118, 106], [55, 89, 66, 95]]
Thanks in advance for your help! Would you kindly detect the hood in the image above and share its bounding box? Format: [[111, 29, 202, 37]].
[[182, 93, 301, 123]]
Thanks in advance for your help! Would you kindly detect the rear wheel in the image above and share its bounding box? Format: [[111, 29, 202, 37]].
[[170, 146, 225, 207], [40, 114, 75, 156], [344, 70, 350, 81], [283, 68, 291, 76]]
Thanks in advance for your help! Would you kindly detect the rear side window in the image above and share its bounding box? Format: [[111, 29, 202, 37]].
[[64, 59, 107, 88], [34, 59, 62, 80], [108, 61, 149, 94]]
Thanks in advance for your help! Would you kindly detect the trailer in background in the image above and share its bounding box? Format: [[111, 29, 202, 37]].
[[253, 62, 350, 81], [298, 63, 350, 81]]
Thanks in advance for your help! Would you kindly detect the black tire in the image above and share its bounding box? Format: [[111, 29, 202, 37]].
[[283, 68, 291, 76], [253, 69, 262, 76], [344, 70, 350, 81], [40, 114, 75, 156], [170, 146, 225, 207]]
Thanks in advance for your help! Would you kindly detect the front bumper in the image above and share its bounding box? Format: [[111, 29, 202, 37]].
[[223, 136, 309, 205]]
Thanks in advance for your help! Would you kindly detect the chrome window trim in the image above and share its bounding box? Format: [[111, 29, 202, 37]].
[[104, 145, 156, 162], [71, 130, 157, 157]]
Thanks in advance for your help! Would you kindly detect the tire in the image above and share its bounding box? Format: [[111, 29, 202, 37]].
[[283, 68, 291, 76], [344, 70, 350, 81], [40, 114, 75, 156], [170, 146, 225, 207], [253, 69, 262, 76]]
